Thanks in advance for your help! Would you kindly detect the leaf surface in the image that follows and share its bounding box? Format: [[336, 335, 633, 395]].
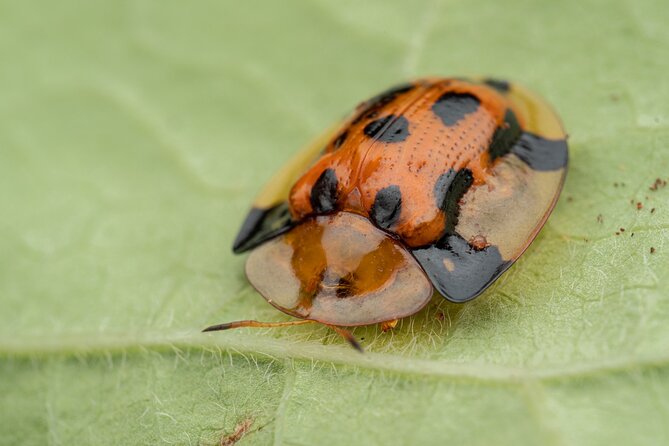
[[2, 1, 669, 445]]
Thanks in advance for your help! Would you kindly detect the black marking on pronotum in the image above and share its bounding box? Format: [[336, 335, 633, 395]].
[[434, 168, 474, 234], [484, 78, 511, 92], [232, 202, 293, 253], [412, 234, 510, 303], [335, 274, 356, 299], [352, 83, 415, 124], [511, 133, 569, 171], [370, 185, 402, 230], [432, 92, 480, 126], [332, 130, 348, 150], [489, 109, 522, 161], [310, 168, 339, 213], [363, 115, 410, 143]]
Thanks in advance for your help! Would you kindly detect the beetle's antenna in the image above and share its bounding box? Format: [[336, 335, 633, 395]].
[[202, 319, 364, 352], [202, 319, 316, 332]]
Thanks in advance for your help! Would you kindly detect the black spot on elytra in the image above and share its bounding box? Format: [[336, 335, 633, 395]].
[[352, 83, 414, 124], [434, 168, 474, 234], [412, 234, 510, 303], [432, 92, 480, 126], [363, 115, 410, 143], [511, 133, 568, 171], [484, 78, 510, 92], [489, 109, 522, 161], [370, 185, 402, 230], [310, 169, 339, 213], [332, 130, 348, 150]]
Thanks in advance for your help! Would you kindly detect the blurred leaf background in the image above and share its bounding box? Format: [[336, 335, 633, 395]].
[[1, 0, 669, 445]]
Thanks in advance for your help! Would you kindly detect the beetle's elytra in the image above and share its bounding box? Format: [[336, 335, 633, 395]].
[[204, 77, 568, 350]]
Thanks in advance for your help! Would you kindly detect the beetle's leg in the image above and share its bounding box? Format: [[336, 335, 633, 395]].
[[380, 319, 399, 332], [202, 319, 363, 353]]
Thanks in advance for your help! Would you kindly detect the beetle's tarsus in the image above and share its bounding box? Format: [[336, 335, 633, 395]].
[[380, 319, 399, 332]]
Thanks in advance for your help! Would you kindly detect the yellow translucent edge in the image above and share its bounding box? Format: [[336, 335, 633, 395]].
[[254, 123, 342, 209], [505, 83, 566, 140]]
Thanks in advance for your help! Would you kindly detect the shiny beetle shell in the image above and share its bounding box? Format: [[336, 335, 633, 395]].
[[232, 77, 568, 326]]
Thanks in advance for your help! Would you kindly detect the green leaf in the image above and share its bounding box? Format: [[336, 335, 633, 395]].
[[2, 0, 669, 445]]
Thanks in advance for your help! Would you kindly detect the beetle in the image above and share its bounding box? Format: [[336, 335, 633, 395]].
[[204, 77, 568, 350]]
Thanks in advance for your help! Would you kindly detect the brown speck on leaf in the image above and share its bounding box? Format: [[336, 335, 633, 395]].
[[651, 208, 656, 213], [649, 178, 667, 191], [620, 227, 625, 232], [651, 247, 656, 254], [436, 311, 445, 322], [615, 232, 620, 236], [637, 202, 643, 210], [220, 418, 253, 446], [566, 196, 573, 202], [596, 214, 604, 224]]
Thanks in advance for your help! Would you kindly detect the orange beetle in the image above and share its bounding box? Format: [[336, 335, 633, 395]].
[[204, 77, 568, 350]]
